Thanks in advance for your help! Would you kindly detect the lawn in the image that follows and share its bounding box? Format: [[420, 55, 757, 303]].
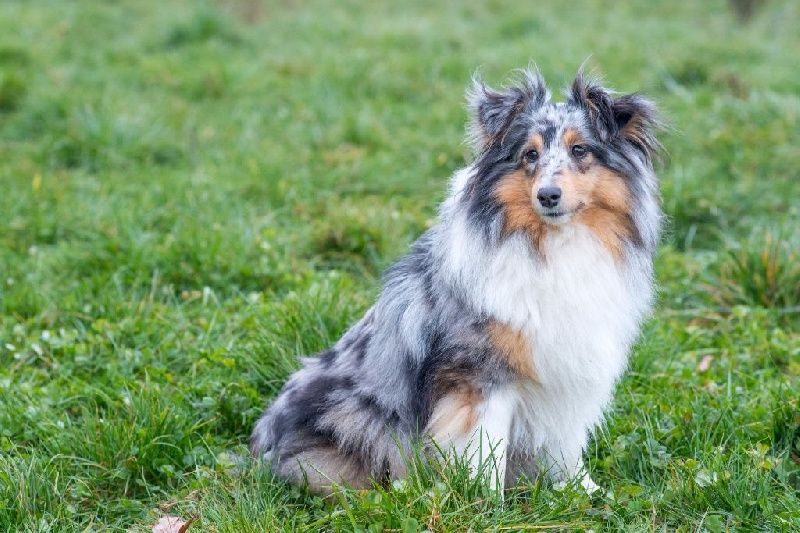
[[1, 0, 799, 530]]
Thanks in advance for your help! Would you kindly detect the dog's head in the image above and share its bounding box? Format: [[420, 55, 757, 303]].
[[464, 68, 661, 256]]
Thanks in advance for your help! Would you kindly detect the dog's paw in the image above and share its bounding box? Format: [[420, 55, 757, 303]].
[[580, 473, 601, 495], [553, 474, 602, 495]]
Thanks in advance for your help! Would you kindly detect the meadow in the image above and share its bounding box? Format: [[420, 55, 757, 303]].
[[1, 0, 798, 530]]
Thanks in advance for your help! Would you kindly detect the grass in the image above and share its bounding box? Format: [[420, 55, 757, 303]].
[[0, 0, 798, 530]]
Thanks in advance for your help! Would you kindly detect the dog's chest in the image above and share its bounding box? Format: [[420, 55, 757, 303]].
[[481, 226, 649, 388]]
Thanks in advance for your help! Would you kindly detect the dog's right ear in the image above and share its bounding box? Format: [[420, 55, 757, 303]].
[[466, 69, 549, 153]]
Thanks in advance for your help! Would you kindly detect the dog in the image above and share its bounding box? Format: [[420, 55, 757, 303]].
[[250, 67, 662, 495]]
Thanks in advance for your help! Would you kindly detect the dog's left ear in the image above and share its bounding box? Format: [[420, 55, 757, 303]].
[[569, 71, 661, 162]]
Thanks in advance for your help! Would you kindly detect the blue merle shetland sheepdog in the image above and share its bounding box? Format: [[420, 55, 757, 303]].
[[251, 67, 662, 495]]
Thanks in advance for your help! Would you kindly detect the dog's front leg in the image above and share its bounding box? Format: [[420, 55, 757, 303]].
[[427, 386, 515, 492], [467, 388, 515, 491], [544, 436, 600, 494], [551, 458, 600, 494]]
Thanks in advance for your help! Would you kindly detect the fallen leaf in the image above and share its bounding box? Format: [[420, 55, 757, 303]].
[[697, 355, 714, 372], [152, 515, 195, 533]]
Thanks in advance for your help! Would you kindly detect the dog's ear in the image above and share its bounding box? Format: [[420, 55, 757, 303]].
[[569, 70, 661, 162], [609, 92, 662, 160], [466, 69, 549, 153]]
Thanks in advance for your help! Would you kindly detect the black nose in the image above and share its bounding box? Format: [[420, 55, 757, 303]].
[[537, 186, 562, 208]]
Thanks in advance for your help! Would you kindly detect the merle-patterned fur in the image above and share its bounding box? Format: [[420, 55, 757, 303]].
[[250, 67, 662, 492]]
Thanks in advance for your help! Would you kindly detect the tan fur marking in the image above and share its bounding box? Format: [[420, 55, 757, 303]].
[[572, 166, 634, 260], [620, 113, 650, 150], [562, 128, 582, 147], [426, 381, 482, 444], [487, 320, 536, 380], [529, 133, 544, 152], [494, 170, 547, 249]]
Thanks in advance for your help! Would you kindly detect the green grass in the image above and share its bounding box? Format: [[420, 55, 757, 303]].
[[1, 0, 798, 530]]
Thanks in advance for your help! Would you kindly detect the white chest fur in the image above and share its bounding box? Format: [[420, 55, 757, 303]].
[[496, 226, 648, 385], [440, 217, 653, 459]]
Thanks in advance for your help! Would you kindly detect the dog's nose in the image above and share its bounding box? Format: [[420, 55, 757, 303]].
[[536, 186, 562, 208]]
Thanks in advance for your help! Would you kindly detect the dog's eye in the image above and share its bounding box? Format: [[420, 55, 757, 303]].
[[523, 149, 539, 163], [571, 144, 588, 159]]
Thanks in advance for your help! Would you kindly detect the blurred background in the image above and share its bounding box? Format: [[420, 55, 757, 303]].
[[0, 0, 798, 530]]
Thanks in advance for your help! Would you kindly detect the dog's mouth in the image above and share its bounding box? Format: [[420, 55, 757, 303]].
[[539, 202, 585, 222], [543, 210, 572, 218]]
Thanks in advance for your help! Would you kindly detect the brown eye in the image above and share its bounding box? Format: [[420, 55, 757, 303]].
[[524, 149, 539, 163], [571, 144, 588, 159]]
